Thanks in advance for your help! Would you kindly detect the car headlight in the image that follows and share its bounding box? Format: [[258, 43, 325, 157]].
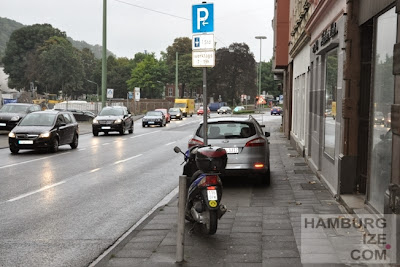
[[39, 132, 51, 138], [93, 119, 99, 124], [10, 116, 20, 121], [8, 132, 16, 138], [114, 119, 122, 124]]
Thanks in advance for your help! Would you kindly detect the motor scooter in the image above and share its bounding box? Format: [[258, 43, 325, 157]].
[[174, 145, 227, 235]]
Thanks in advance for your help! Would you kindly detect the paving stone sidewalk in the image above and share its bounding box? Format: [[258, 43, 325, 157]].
[[95, 129, 371, 267]]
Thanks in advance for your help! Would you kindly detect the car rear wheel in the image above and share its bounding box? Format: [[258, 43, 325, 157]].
[[129, 124, 133, 134], [10, 145, 19, 154], [70, 133, 78, 149], [50, 138, 59, 153], [93, 131, 98, 136]]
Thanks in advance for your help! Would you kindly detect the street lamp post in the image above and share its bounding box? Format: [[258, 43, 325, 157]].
[[255, 36, 267, 100]]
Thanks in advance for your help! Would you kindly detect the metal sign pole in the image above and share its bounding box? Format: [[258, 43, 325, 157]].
[[203, 67, 208, 146]]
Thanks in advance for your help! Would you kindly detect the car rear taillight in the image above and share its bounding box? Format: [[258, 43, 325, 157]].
[[254, 163, 264, 169], [188, 138, 204, 148], [245, 137, 265, 147]]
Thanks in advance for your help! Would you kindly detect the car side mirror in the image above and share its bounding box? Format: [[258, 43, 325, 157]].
[[58, 122, 66, 127], [265, 132, 270, 137], [260, 124, 266, 128]]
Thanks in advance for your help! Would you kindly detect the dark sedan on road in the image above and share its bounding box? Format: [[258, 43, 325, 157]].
[[270, 106, 282, 115], [0, 103, 41, 131], [8, 110, 79, 154], [92, 106, 134, 136], [168, 108, 183, 120], [142, 111, 166, 127]]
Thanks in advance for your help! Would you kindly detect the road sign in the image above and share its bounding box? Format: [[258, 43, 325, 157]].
[[192, 51, 215, 68], [134, 87, 140, 102], [192, 3, 214, 33], [107, 88, 114, 99], [192, 34, 214, 50]]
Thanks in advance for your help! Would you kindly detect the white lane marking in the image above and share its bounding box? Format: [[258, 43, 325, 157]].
[[0, 152, 71, 170], [114, 154, 142, 164], [165, 141, 176, 146], [7, 181, 67, 202], [78, 148, 86, 151], [90, 168, 100, 173], [88, 186, 179, 267], [130, 130, 161, 139], [102, 143, 110, 146]]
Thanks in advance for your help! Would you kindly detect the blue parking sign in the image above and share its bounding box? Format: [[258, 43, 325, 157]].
[[192, 3, 214, 33]]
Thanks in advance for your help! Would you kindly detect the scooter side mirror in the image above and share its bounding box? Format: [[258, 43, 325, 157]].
[[174, 146, 182, 154]]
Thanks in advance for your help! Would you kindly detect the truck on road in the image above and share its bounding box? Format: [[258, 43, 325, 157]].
[[174, 99, 195, 117]]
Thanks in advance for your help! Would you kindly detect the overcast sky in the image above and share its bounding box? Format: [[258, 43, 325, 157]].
[[0, 0, 274, 62]]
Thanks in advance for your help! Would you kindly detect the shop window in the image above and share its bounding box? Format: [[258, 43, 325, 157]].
[[368, 7, 396, 213], [323, 48, 338, 158]]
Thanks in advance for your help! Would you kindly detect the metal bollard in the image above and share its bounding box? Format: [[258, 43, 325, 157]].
[[176, 175, 187, 263]]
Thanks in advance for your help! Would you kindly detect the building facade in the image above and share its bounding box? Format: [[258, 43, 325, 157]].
[[273, 0, 399, 258]]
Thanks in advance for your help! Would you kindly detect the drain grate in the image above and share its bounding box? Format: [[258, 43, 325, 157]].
[[294, 163, 307, 166], [287, 148, 296, 150]]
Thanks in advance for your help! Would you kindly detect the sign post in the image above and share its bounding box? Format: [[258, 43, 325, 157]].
[[192, 2, 214, 146]]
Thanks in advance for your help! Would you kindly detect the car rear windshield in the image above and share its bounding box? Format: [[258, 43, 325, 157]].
[[99, 108, 124, 116], [19, 113, 56, 126], [0, 105, 29, 113], [169, 108, 180, 112], [196, 122, 256, 139]]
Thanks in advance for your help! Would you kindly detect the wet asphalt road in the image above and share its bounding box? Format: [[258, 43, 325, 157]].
[[0, 113, 282, 266], [0, 115, 203, 267]]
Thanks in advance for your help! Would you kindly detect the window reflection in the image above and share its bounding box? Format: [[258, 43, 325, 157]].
[[369, 7, 396, 213], [324, 48, 338, 158]]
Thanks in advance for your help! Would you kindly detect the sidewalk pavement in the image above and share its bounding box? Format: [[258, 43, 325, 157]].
[[91, 128, 359, 267]]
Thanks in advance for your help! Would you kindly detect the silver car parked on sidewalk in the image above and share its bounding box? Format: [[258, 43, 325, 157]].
[[188, 115, 271, 185]]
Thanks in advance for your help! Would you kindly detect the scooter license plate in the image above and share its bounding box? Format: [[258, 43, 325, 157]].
[[207, 190, 218, 200]]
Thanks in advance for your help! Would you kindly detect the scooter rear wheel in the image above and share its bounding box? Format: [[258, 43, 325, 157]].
[[204, 209, 218, 235]]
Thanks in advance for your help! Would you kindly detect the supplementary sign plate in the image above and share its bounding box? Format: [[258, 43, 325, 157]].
[[192, 34, 214, 50], [192, 51, 215, 67]]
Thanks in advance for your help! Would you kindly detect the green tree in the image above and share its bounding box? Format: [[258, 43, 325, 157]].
[[208, 43, 257, 105], [33, 36, 84, 98], [127, 54, 167, 98], [107, 56, 135, 99], [81, 48, 101, 96], [165, 37, 202, 98], [2, 23, 66, 89], [261, 59, 281, 97]]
